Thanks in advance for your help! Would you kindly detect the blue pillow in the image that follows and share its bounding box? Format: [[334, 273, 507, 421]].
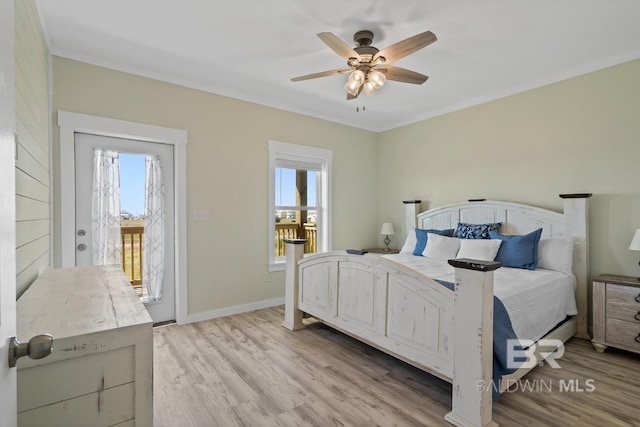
[[413, 228, 455, 255], [455, 222, 502, 239], [489, 228, 543, 270]]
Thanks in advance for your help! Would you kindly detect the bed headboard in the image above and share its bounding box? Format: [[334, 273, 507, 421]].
[[404, 194, 592, 339], [416, 200, 564, 237]]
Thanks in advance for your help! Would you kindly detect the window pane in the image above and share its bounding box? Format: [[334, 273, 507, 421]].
[[275, 167, 296, 206], [275, 209, 317, 225], [307, 171, 316, 207], [274, 209, 317, 256], [274, 168, 317, 208]]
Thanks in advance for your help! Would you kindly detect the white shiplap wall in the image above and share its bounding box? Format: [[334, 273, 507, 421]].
[[15, 0, 50, 297]]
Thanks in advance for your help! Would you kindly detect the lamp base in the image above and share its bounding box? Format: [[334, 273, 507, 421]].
[[383, 235, 391, 251]]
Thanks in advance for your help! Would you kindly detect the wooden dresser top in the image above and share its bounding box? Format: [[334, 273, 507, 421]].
[[17, 265, 152, 341]]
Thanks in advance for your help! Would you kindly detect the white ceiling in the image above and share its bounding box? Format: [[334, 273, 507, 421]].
[[36, 0, 640, 132]]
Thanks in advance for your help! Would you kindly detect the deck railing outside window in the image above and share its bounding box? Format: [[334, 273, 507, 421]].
[[121, 225, 143, 295], [122, 222, 316, 288], [275, 223, 317, 256]]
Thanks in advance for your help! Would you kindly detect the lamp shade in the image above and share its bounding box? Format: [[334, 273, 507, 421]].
[[629, 229, 640, 251], [380, 222, 395, 235]]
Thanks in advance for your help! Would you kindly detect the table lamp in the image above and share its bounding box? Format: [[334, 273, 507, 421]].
[[629, 229, 640, 280], [380, 222, 395, 252]]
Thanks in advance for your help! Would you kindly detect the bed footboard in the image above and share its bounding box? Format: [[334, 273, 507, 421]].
[[283, 240, 500, 427]]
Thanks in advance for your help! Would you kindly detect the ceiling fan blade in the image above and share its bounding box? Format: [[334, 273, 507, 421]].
[[379, 66, 428, 84], [291, 68, 351, 82], [317, 32, 361, 61], [374, 31, 437, 64]]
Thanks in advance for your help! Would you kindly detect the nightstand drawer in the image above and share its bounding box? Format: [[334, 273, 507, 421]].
[[606, 284, 640, 323], [606, 318, 640, 352]]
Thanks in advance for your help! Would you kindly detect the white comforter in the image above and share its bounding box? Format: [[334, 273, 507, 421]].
[[383, 253, 577, 343]]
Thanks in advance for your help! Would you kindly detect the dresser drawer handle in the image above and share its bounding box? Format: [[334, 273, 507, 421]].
[[636, 334, 640, 344], [636, 294, 640, 303], [636, 312, 640, 321]]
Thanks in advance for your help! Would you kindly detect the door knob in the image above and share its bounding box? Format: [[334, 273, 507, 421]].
[[8, 334, 53, 367]]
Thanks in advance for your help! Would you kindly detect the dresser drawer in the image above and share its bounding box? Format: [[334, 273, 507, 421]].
[[606, 318, 640, 352], [18, 345, 134, 413], [606, 284, 640, 323]]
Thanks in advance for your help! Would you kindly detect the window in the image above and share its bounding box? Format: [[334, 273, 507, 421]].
[[268, 141, 331, 271]]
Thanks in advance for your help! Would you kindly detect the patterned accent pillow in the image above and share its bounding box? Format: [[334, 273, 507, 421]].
[[455, 222, 502, 239]]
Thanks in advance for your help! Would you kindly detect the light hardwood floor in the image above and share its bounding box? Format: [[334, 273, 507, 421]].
[[154, 306, 640, 426]]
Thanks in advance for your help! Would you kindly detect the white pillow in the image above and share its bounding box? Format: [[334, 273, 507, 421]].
[[537, 237, 574, 275], [423, 233, 461, 260], [456, 239, 502, 261], [400, 229, 417, 254]]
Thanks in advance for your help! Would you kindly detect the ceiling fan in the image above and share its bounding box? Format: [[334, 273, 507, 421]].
[[291, 29, 437, 99]]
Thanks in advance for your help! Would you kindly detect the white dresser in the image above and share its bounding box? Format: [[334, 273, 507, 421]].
[[16, 265, 153, 427]]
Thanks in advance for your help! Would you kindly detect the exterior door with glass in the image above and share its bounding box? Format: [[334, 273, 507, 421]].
[[74, 133, 175, 323]]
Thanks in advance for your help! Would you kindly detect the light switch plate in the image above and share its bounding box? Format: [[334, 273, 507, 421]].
[[193, 209, 210, 222]]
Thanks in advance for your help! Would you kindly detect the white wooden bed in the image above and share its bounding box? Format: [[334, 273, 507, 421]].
[[282, 195, 590, 427]]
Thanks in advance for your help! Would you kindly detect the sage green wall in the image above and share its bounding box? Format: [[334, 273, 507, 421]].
[[378, 59, 640, 280], [51, 55, 640, 317], [15, 0, 50, 297], [52, 57, 379, 316]]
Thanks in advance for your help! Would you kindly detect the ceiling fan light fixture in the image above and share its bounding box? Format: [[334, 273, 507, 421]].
[[349, 69, 365, 85], [362, 80, 377, 96], [345, 69, 366, 96], [363, 69, 386, 96], [368, 70, 386, 88], [345, 79, 361, 96]]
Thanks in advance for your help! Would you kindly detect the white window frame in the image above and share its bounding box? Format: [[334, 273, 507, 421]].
[[268, 140, 331, 272]]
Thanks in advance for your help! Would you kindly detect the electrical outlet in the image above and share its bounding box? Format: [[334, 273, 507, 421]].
[[264, 273, 271, 282]]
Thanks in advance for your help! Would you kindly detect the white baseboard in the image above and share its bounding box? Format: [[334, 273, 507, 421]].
[[184, 297, 284, 324]]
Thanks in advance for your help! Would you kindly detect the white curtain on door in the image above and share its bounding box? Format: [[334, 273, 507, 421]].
[[91, 149, 122, 266], [142, 154, 165, 302]]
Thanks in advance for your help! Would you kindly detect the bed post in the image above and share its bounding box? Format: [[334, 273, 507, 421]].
[[445, 259, 501, 427], [282, 239, 307, 331], [404, 200, 422, 234], [560, 193, 592, 339]]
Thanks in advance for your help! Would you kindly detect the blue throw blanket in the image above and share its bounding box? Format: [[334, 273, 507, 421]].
[[435, 280, 520, 400]]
